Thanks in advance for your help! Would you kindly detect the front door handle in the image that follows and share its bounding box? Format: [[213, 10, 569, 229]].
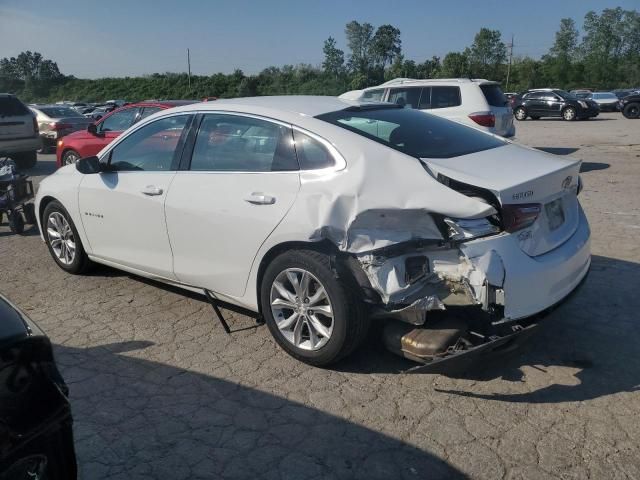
[[141, 185, 164, 196], [244, 192, 276, 205]]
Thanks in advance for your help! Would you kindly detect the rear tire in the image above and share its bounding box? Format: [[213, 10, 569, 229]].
[[530, 116, 540, 120], [260, 249, 370, 367], [12, 151, 37, 170], [43, 200, 92, 274], [623, 102, 640, 119], [23, 203, 36, 224], [514, 107, 527, 121]]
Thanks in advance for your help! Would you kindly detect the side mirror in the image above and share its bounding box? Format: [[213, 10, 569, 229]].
[[75, 156, 102, 174], [87, 123, 98, 135]]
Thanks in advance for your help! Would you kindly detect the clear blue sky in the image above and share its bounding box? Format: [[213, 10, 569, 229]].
[[1, 0, 637, 78]]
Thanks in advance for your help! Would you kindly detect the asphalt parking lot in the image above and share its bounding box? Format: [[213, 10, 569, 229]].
[[1, 111, 639, 479]]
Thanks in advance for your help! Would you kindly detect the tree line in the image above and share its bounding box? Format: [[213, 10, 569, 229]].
[[1, 7, 637, 103]]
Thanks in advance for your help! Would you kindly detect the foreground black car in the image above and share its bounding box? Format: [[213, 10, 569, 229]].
[[619, 93, 640, 119], [512, 89, 599, 121], [0, 294, 77, 480]]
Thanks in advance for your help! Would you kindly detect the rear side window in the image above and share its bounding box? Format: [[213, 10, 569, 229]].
[[480, 84, 507, 107], [418, 87, 432, 109], [388, 88, 421, 109], [317, 106, 505, 159], [293, 130, 334, 169], [361, 89, 385, 102], [139, 106, 162, 120], [189, 114, 298, 172], [430, 87, 461, 109], [0, 96, 30, 116]]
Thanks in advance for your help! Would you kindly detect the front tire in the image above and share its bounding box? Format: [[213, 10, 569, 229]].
[[623, 102, 640, 119], [12, 151, 37, 170], [62, 149, 81, 166], [43, 201, 92, 274], [562, 107, 577, 121], [260, 250, 369, 367], [514, 107, 527, 121]]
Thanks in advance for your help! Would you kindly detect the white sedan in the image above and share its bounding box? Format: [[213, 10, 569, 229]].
[[35, 96, 591, 368]]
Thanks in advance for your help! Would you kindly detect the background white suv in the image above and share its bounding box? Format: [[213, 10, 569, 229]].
[[340, 78, 515, 138], [0, 93, 40, 169]]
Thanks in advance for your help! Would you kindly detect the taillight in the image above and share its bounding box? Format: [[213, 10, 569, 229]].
[[502, 204, 541, 232], [468, 112, 495, 128], [51, 122, 72, 131]]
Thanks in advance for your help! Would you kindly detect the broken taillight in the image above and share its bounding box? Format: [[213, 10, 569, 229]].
[[468, 112, 496, 128], [502, 204, 541, 232]]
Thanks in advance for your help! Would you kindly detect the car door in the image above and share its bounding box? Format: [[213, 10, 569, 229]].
[[543, 93, 564, 116], [164, 113, 301, 297], [81, 107, 140, 157], [78, 113, 192, 278]]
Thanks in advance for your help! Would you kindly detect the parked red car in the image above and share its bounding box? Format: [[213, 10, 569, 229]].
[[55, 100, 197, 167]]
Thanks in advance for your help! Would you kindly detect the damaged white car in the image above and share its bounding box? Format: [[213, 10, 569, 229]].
[[35, 96, 591, 368]]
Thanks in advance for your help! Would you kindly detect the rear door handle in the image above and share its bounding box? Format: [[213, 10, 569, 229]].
[[141, 185, 163, 196], [244, 193, 276, 205]]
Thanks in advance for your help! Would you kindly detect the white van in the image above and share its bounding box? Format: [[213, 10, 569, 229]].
[[340, 78, 515, 137]]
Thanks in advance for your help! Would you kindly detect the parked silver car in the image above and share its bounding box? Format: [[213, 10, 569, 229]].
[[30, 105, 92, 153]]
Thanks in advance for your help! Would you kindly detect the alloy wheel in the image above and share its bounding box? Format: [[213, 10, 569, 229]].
[[563, 108, 576, 120], [270, 268, 334, 351], [63, 151, 80, 165], [515, 108, 526, 120], [46, 212, 76, 265]]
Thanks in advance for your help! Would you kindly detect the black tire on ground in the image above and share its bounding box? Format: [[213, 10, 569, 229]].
[[530, 116, 540, 120], [260, 249, 370, 367], [8, 212, 25, 234], [42, 200, 93, 274], [23, 203, 36, 224], [622, 102, 640, 119], [514, 107, 527, 121], [62, 149, 81, 166], [562, 107, 577, 121], [12, 151, 37, 170]]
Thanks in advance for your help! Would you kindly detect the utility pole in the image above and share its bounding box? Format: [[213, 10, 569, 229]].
[[187, 48, 192, 91], [505, 34, 514, 91]]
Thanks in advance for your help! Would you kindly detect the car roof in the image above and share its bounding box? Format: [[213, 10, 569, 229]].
[[127, 100, 198, 108], [170, 95, 377, 118], [366, 78, 499, 89]]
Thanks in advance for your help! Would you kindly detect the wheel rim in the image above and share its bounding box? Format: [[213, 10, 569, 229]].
[[564, 109, 575, 120], [628, 106, 639, 117], [64, 152, 79, 165], [270, 268, 334, 351], [46, 212, 76, 265], [515, 108, 526, 120]]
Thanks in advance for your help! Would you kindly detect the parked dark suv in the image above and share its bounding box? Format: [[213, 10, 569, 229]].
[[619, 92, 640, 119], [512, 89, 600, 121]]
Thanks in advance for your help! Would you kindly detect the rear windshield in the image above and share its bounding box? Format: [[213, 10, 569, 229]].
[[480, 84, 508, 107], [0, 96, 30, 116], [39, 107, 82, 118], [316, 106, 505, 159]]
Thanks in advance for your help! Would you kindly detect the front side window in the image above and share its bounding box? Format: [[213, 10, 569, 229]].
[[189, 114, 297, 172], [99, 108, 138, 133], [138, 106, 163, 120], [387, 88, 422, 109], [108, 115, 189, 171], [317, 106, 505, 159], [361, 89, 385, 102], [430, 86, 461, 109]]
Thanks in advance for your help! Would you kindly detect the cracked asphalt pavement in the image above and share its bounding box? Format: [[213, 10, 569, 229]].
[[1, 112, 639, 479]]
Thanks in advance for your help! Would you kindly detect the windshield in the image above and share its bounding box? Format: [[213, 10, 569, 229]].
[[39, 107, 83, 118], [593, 93, 617, 100], [557, 90, 580, 100], [316, 106, 506, 159]]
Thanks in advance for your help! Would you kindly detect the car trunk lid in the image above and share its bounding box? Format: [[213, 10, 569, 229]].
[[423, 144, 582, 257]]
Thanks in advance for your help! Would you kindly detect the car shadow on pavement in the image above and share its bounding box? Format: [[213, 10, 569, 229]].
[[534, 147, 580, 155], [55, 340, 464, 480], [431, 255, 640, 403], [580, 162, 610, 172]]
